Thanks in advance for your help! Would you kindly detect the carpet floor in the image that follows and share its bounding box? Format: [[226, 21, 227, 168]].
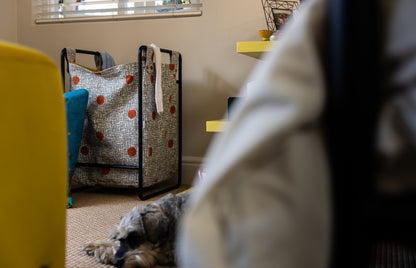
[[66, 185, 190, 268]]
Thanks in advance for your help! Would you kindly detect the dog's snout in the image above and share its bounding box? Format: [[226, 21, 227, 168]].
[[113, 239, 128, 267], [113, 256, 125, 268]]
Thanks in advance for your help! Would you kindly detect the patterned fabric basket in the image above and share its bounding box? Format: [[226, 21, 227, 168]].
[[63, 46, 181, 195]]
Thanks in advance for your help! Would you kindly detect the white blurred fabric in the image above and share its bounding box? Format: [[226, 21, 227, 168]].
[[177, 0, 331, 267]]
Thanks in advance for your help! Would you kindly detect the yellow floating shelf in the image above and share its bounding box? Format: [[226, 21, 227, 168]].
[[206, 120, 228, 132], [236, 41, 275, 59]]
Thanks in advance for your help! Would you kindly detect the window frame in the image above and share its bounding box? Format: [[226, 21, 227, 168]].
[[33, 0, 202, 24]]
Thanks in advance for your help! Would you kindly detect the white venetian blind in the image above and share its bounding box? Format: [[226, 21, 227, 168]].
[[33, 0, 202, 24]]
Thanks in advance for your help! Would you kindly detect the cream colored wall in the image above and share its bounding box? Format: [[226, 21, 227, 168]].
[[17, 0, 267, 184], [0, 1, 17, 42]]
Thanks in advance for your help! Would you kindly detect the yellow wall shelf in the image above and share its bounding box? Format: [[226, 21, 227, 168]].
[[206, 120, 228, 132], [236, 41, 275, 59], [206, 41, 274, 133]]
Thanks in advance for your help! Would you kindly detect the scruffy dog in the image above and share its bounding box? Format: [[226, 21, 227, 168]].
[[83, 191, 190, 268]]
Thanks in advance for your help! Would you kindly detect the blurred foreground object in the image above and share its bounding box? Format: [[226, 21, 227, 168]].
[[0, 41, 67, 268], [179, 0, 416, 267]]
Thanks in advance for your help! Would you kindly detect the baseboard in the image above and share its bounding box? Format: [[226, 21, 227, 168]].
[[181, 155, 204, 185]]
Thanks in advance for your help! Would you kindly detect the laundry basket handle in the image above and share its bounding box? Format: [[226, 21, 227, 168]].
[[60, 48, 102, 91]]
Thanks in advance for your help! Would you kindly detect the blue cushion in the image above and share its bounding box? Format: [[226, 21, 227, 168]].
[[64, 89, 89, 208]]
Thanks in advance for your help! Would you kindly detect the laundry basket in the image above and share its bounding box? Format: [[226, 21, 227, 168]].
[[61, 45, 181, 200]]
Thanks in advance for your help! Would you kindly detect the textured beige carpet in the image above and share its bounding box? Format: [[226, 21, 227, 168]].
[[66, 185, 189, 268]]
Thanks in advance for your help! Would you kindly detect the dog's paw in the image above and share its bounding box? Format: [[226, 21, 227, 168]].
[[120, 243, 158, 268], [82, 240, 119, 264]]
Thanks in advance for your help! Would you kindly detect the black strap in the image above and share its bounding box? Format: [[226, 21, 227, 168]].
[[324, 0, 382, 267]]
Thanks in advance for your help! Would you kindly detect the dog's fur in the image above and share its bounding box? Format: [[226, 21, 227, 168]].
[[83, 191, 190, 268]]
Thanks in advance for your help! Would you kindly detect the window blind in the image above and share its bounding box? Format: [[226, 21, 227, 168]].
[[33, 0, 202, 24]]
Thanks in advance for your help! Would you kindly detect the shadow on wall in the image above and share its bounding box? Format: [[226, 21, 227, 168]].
[[182, 69, 241, 158]]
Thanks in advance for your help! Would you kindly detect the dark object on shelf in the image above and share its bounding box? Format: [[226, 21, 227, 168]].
[[227, 97, 242, 121]]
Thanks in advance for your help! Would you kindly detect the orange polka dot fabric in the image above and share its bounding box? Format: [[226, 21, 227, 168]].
[[140, 47, 181, 188], [65, 47, 180, 189]]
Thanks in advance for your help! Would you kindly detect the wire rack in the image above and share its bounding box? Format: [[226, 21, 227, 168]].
[[261, 0, 301, 31]]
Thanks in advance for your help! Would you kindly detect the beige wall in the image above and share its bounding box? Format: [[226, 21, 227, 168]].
[[17, 0, 266, 184], [0, 1, 17, 42]]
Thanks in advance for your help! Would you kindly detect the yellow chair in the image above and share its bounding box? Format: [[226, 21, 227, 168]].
[[0, 41, 67, 268]]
